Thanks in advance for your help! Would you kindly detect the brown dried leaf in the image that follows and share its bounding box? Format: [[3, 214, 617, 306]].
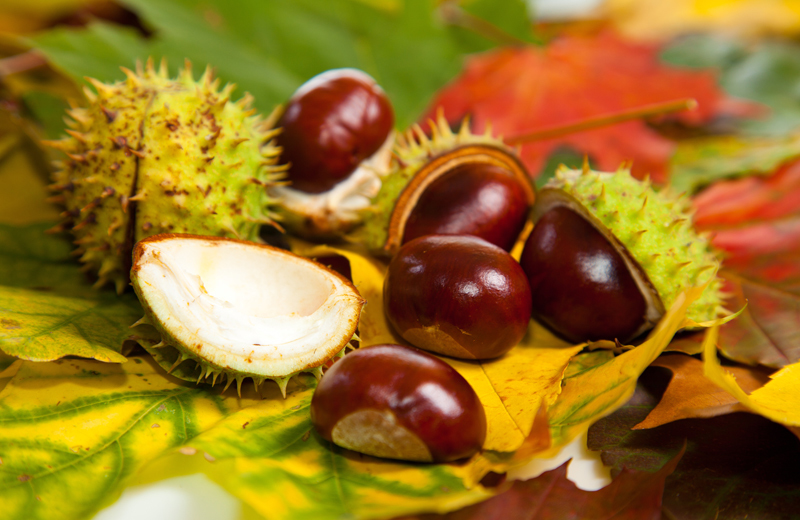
[[398, 447, 683, 520], [634, 354, 771, 430]]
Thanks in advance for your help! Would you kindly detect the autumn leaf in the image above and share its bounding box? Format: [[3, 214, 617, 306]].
[[703, 325, 800, 433], [0, 349, 17, 375], [397, 449, 682, 520], [0, 286, 144, 363], [422, 32, 747, 182], [669, 133, 800, 194], [0, 0, 121, 34], [0, 133, 60, 225], [0, 356, 241, 520], [588, 369, 800, 519], [0, 222, 146, 364], [291, 240, 583, 455], [27, 0, 476, 130], [545, 285, 701, 453], [0, 223, 85, 291], [168, 383, 496, 520], [663, 34, 800, 136], [604, 0, 800, 41], [691, 160, 800, 367], [446, 327, 582, 455], [633, 353, 771, 430]]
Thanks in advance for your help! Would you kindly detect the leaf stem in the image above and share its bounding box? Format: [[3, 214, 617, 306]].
[[505, 98, 697, 145], [0, 51, 47, 78], [438, 1, 528, 47]]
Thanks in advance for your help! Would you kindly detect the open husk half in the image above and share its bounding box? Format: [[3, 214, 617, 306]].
[[131, 234, 364, 397]]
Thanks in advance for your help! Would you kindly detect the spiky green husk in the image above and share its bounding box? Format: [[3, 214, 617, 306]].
[[548, 165, 725, 323], [132, 314, 356, 398], [356, 114, 507, 253], [47, 58, 284, 293]]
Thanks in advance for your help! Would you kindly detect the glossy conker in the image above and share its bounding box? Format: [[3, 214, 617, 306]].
[[519, 205, 648, 343], [310, 344, 486, 462], [384, 235, 532, 360], [276, 69, 394, 193], [402, 162, 531, 251]]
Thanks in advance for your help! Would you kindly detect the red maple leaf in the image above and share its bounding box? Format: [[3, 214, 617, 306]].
[[690, 159, 800, 367], [422, 32, 752, 183]]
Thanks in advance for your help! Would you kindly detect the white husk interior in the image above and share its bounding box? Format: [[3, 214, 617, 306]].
[[135, 238, 362, 376], [269, 130, 395, 235]]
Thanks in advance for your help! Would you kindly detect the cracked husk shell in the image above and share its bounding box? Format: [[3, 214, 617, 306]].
[[46, 58, 284, 293], [130, 234, 364, 397], [356, 113, 533, 256], [267, 68, 395, 241], [536, 164, 725, 326]]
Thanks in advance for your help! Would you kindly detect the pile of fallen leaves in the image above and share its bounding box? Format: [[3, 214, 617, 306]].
[[0, 1, 799, 519]]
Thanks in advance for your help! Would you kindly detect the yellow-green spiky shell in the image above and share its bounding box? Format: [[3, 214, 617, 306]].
[[544, 165, 725, 324], [47, 58, 283, 293], [356, 114, 510, 254]]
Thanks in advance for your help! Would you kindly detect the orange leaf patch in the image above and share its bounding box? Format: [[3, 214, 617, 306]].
[[634, 354, 771, 430], [422, 32, 749, 182]]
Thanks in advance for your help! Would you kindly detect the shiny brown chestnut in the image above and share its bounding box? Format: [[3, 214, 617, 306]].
[[384, 235, 532, 360], [276, 69, 394, 193], [380, 143, 535, 257], [310, 344, 486, 462], [519, 206, 648, 343], [402, 162, 531, 251]]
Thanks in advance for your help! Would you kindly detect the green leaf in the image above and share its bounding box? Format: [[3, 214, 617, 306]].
[[662, 35, 800, 135], [669, 134, 800, 194], [0, 286, 140, 363], [0, 357, 235, 520], [178, 383, 494, 520], [460, 0, 535, 45], [27, 22, 151, 85], [536, 146, 585, 189], [0, 223, 85, 291], [28, 0, 470, 129], [20, 91, 70, 141], [0, 222, 145, 363], [441, 0, 537, 53]]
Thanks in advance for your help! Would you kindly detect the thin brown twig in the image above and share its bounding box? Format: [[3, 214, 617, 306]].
[[506, 98, 698, 145], [0, 51, 48, 79], [438, 1, 528, 47]]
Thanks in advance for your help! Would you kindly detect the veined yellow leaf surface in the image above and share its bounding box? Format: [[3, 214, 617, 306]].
[[545, 286, 704, 453], [703, 325, 800, 427], [0, 356, 238, 520], [447, 325, 583, 453], [0, 285, 141, 363], [179, 379, 494, 520]]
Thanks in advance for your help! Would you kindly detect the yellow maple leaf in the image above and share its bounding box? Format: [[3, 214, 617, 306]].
[[703, 325, 800, 428]]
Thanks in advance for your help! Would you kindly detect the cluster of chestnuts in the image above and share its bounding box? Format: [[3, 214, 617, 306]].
[[276, 69, 721, 464]]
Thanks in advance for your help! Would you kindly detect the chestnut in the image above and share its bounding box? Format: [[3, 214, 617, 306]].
[[276, 69, 394, 193], [519, 205, 648, 343], [401, 162, 531, 251], [379, 141, 535, 257], [310, 344, 486, 462], [384, 235, 531, 360]]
